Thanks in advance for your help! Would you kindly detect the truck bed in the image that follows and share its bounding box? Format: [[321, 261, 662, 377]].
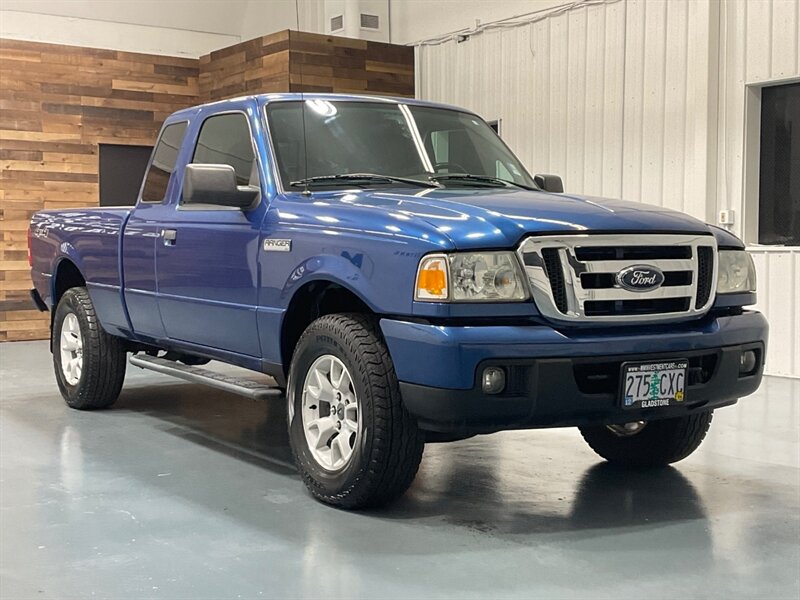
[[30, 207, 132, 328]]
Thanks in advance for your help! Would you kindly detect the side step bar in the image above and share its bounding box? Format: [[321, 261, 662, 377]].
[[129, 354, 283, 401]]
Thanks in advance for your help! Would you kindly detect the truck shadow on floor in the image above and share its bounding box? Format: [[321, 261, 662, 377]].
[[114, 379, 712, 543], [116, 381, 296, 475]]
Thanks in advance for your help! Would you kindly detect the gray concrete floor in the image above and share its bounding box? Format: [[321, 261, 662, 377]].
[[1, 340, 798, 600]]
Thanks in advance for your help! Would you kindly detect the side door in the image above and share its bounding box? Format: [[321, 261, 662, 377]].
[[123, 120, 189, 340], [154, 104, 266, 357]]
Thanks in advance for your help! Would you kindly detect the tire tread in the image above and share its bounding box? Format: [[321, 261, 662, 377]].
[[291, 313, 424, 509], [55, 287, 126, 410], [579, 410, 713, 467]]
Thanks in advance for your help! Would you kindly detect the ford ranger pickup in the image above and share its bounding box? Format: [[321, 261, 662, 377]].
[[28, 94, 768, 508]]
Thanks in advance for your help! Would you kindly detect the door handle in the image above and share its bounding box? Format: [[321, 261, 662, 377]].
[[161, 229, 177, 246]]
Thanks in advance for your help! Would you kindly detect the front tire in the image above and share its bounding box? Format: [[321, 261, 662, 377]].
[[53, 287, 127, 410], [579, 411, 713, 467], [287, 313, 424, 509]]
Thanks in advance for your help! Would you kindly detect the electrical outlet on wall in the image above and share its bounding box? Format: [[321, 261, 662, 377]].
[[718, 209, 735, 226]]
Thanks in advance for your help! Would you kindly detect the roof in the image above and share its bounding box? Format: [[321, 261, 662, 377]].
[[166, 93, 478, 121]]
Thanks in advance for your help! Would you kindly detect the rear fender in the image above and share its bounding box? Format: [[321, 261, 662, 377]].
[[50, 251, 86, 305]]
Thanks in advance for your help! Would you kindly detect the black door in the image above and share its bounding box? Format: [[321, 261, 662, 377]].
[[759, 83, 800, 245]]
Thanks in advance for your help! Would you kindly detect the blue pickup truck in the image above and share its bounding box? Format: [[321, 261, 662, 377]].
[[29, 94, 767, 508]]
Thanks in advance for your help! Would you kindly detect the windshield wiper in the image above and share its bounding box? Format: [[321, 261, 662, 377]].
[[289, 173, 440, 189], [428, 173, 533, 190]]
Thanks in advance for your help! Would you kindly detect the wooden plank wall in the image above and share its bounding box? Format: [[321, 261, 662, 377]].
[[0, 39, 200, 341], [200, 30, 414, 100], [1, 30, 414, 342], [200, 30, 291, 101], [287, 31, 414, 96]]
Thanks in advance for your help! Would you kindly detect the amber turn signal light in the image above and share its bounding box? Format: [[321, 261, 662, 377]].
[[415, 255, 449, 300]]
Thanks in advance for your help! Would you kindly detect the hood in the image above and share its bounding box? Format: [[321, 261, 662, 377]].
[[275, 187, 714, 250]]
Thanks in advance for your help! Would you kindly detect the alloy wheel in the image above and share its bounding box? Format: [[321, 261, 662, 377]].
[[59, 312, 83, 386], [301, 354, 360, 471]]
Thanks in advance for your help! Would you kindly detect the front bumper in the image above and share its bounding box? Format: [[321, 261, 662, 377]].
[[380, 311, 768, 434]]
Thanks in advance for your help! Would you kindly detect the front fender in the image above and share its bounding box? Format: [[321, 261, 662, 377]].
[[279, 253, 381, 312], [257, 248, 414, 371]]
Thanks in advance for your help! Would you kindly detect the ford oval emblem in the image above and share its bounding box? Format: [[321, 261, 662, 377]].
[[615, 265, 665, 292]]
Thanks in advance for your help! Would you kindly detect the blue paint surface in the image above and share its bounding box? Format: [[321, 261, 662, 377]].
[[28, 93, 764, 386]]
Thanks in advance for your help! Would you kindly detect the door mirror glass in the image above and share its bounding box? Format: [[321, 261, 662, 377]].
[[182, 164, 259, 209], [534, 173, 564, 193]]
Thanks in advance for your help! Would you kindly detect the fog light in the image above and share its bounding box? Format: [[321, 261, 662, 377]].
[[739, 350, 757, 375], [482, 367, 506, 394]]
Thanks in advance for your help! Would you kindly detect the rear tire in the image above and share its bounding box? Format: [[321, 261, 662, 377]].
[[53, 287, 127, 410], [287, 313, 424, 509], [579, 411, 713, 467]]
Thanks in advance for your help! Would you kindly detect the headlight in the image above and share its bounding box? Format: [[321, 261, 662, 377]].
[[415, 252, 528, 302], [717, 250, 756, 294]]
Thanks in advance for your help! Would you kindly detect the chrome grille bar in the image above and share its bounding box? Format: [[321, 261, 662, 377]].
[[578, 258, 696, 273], [517, 233, 717, 323], [582, 284, 695, 301]]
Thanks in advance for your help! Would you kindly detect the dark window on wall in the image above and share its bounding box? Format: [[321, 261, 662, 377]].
[[192, 113, 257, 185], [99, 145, 152, 206], [759, 83, 800, 245], [140, 121, 188, 203]]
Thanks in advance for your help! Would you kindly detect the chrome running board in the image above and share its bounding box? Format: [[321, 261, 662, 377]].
[[129, 354, 283, 401]]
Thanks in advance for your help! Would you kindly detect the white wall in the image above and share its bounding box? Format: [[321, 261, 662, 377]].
[[417, 0, 716, 218], [0, 10, 240, 57], [749, 249, 800, 378], [0, 0, 328, 57], [325, 0, 390, 42], [240, 0, 325, 41], [718, 0, 800, 378], [0, 0, 246, 57], [718, 0, 800, 243], [390, 0, 568, 44], [416, 0, 800, 377], [0, 0, 249, 35]]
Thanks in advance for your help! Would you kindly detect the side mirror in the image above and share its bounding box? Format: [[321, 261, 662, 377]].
[[534, 174, 564, 193], [182, 164, 259, 209]]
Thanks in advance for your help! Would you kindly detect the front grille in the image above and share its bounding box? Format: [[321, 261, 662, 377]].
[[541, 248, 568, 313], [584, 298, 691, 316], [517, 234, 717, 323], [580, 271, 692, 289], [575, 246, 692, 261], [696, 246, 714, 308]]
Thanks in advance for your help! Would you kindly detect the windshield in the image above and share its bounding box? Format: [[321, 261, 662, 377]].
[[265, 100, 536, 190]]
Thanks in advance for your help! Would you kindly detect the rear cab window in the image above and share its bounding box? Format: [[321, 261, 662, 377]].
[[140, 121, 188, 203]]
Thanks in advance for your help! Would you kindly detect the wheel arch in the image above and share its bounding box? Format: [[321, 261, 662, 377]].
[[280, 278, 374, 376], [49, 258, 87, 350], [52, 258, 86, 306]]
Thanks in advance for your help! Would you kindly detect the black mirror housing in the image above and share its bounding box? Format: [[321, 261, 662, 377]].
[[182, 164, 259, 209], [534, 174, 564, 193]]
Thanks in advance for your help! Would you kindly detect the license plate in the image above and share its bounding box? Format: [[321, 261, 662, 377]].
[[621, 360, 688, 409]]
